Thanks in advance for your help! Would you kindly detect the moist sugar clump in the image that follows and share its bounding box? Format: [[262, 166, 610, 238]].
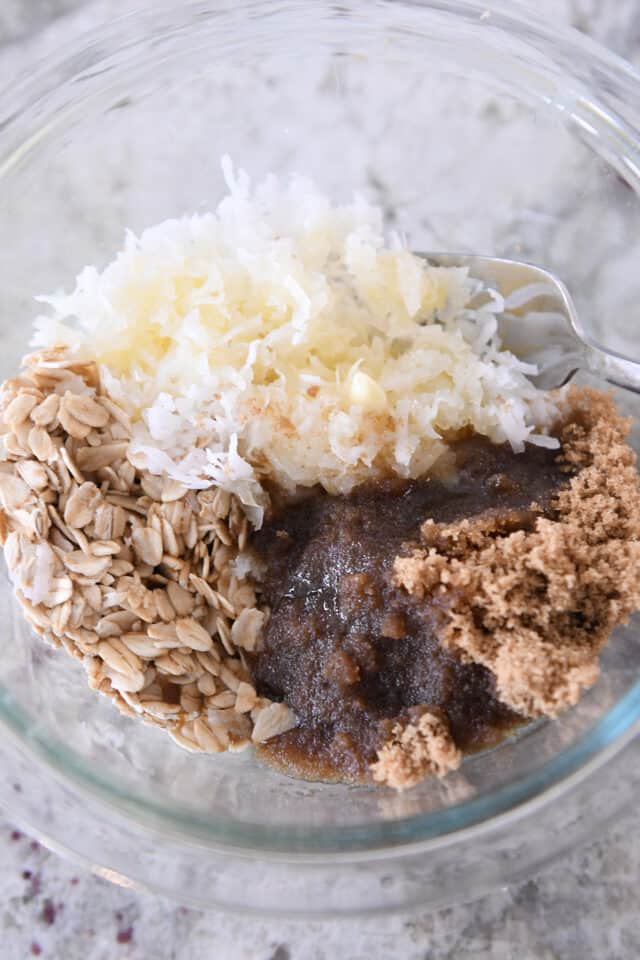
[[371, 707, 462, 790], [394, 387, 640, 719]]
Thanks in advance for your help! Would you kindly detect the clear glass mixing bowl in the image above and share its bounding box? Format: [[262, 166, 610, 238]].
[[1, 0, 640, 916]]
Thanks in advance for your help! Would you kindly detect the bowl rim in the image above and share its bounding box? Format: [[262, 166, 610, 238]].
[[3, 668, 640, 858], [1, 0, 640, 858]]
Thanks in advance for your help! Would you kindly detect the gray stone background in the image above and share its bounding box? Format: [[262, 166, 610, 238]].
[[1, 1, 640, 958]]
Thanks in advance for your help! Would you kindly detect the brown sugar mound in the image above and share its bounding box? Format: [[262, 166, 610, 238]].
[[371, 706, 462, 789], [393, 387, 640, 718]]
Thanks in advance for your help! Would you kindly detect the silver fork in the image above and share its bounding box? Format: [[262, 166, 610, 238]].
[[420, 254, 640, 395]]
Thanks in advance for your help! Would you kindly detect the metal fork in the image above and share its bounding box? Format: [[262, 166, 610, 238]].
[[420, 254, 640, 395]]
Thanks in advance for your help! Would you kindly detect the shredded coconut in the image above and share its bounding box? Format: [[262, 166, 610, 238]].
[[32, 160, 559, 525]]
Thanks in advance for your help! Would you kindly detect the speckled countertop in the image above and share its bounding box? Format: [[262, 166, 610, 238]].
[[1, 1, 640, 957]]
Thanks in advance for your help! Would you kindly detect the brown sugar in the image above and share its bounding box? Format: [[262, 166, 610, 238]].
[[371, 706, 462, 789], [394, 386, 640, 718]]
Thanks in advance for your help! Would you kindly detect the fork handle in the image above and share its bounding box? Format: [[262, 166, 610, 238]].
[[529, 341, 640, 395], [583, 342, 640, 396]]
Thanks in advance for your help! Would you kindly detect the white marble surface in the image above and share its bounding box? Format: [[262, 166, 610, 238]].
[[1, 1, 640, 957]]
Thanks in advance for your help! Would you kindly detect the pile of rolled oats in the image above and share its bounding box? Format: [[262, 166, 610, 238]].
[[0, 349, 296, 754]]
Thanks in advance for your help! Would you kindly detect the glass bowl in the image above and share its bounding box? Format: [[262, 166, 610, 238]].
[[1, 0, 640, 916]]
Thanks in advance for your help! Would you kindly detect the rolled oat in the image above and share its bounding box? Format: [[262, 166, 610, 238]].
[[0, 351, 286, 755]]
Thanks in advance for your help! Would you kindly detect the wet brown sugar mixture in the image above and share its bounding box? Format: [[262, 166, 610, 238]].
[[249, 437, 567, 784], [249, 389, 640, 788]]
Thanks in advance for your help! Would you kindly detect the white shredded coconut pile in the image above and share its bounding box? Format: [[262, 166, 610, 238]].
[[32, 159, 560, 526]]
